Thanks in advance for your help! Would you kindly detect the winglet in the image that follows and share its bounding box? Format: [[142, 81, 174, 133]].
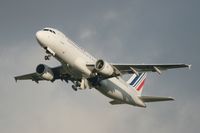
[[188, 64, 192, 70]]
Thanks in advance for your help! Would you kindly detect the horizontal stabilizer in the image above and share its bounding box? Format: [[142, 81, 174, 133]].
[[109, 100, 125, 105], [139, 96, 174, 102]]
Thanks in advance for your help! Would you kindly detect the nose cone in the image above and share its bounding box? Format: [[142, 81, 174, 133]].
[[36, 31, 45, 47], [36, 31, 42, 42]]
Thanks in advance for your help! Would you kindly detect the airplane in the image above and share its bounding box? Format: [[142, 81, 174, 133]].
[[15, 27, 191, 108]]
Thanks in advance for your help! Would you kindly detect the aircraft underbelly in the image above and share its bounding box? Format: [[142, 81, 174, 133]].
[[54, 41, 93, 78]]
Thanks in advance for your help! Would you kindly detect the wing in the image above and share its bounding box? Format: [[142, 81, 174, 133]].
[[14, 66, 70, 83], [87, 63, 191, 76], [113, 64, 191, 75], [139, 96, 174, 102], [15, 73, 42, 83]]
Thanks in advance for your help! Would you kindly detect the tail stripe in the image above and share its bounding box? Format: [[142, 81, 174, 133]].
[[127, 72, 147, 96], [130, 73, 145, 86], [134, 74, 146, 87], [129, 73, 143, 86], [136, 79, 145, 91], [133, 74, 146, 88]]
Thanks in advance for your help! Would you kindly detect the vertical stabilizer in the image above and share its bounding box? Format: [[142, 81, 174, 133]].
[[127, 73, 147, 96]]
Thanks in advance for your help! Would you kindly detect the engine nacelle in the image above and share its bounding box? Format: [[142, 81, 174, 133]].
[[95, 59, 114, 76], [36, 64, 54, 81]]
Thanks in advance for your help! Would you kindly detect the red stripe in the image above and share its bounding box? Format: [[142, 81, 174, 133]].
[[136, 79, 145, 91]]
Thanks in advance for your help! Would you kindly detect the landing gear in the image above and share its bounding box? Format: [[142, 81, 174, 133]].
[[44, 47, 54, 60], [71, 81, 81, 91], [71, 79, 90, 91], [72, 85, 78, 91]]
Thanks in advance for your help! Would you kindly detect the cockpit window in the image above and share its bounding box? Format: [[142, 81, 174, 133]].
[[43, 28, 56, 34]]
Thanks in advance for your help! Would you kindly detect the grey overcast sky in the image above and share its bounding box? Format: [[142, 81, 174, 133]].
[[0, 0, 199, 133]]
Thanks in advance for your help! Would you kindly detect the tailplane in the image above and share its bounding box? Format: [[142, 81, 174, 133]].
[[139, 96, 174, 102], [127, 73, 147, 96], [127, 73, 174, 104]]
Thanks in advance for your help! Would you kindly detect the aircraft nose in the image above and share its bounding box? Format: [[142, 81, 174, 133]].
[[36, 31, 45, 47], [36, 31, 42, 41]]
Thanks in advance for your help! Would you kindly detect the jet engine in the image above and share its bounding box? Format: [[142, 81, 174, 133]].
[[36, 64, 54, 81], [95, 59, 114, 76]]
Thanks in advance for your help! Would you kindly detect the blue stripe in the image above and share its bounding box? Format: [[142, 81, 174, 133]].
[[132, 73, 145, 87], [130, 73, 144, 86], [134, 75, 145, 88], [130, 75, 140, 85]]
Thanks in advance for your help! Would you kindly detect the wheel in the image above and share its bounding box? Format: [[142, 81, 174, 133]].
[[72, 85, 77, 91]]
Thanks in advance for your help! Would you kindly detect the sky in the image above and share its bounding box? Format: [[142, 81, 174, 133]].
[[0, 0, 199, 133]]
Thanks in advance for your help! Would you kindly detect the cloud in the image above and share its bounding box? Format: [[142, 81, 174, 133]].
[[0, 0, 199, 133], [103, 10, 118, 21], [79, 28, 96, 40]]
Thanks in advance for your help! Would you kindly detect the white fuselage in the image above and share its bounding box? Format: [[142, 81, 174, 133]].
[[36, 28, 145, 107]]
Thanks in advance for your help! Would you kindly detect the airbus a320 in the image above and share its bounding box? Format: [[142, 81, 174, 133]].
[[15, 27, 191, 108]]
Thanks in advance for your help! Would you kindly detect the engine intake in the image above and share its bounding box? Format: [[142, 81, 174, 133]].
[[36, 64, 54, 81], [95, 59, 114, 76]]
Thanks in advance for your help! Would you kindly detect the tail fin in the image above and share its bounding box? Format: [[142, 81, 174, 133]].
[[127, 73, 147, 96]]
